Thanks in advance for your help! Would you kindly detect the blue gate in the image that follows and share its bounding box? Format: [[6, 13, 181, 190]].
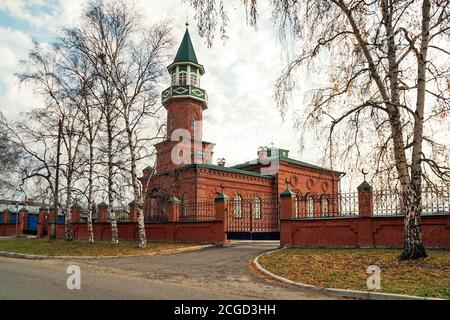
[[9, 213, 18, 224], [26, 213, 39, 234], [57, 215, 65, 224], [0, 212, 3, 223]]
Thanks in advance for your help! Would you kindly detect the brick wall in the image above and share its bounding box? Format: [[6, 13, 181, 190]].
[[280, 215, 450, 248]]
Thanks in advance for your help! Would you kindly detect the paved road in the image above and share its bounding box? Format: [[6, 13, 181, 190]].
[[0, 242, 336, 300]]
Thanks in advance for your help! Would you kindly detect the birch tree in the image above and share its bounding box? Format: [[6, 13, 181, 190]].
[[64, 0, 172, 246], [187, 0, 450, 259]]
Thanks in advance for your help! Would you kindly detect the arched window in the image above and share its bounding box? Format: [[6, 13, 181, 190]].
[[254, 197, 261, 219], [171, 73, 177, 85], [192, 117, 197, 135], [307, 195, 315, 217], [322, 197, 329, 216], [234, 195, 243, 218], [179, 72, 187, 86], [190, 73, 198, 87]]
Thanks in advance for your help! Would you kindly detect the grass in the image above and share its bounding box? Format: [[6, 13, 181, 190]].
[[0, 238, 202, 257], [258, 248, 450, 299]]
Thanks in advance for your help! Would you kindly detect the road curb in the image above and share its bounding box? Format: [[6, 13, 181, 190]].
[[253, 247, 444, 300], [0, 244, 214, 260]]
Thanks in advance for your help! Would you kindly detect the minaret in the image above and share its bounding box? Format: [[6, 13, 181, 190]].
[[155, 24, 214, 173]]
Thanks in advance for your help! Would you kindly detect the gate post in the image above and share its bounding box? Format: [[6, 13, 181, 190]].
[[37, 207, 48, 238], [129, 200, 138, 223], [71, 203, 82, 223], [357, 181, 373, 217], [18, 208, 28, 236], [280, 188, 295, 220], [48, 207, 56, 239], [2, 209, 11, 224], [167, 196, 180, 222], [215, 192, 229, 245], [97, 202, 108, 223]]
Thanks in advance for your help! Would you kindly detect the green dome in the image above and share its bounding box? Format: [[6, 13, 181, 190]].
[[174, 28, 198, 64]]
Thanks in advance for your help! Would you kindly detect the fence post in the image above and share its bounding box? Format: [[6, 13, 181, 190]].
[[129, 200, 137, 223], [2, 209, 11, 224], [280, 188, 295, 220], [97, 202, 108, 223], [37, 207, 48, 238], [18, 208, 28, 236], [357, 181, 373, 217], [71, 203, 81, 223], [215, 192, 229, 244], [48, 207, 56, 239], [167, 196, 180, 222]]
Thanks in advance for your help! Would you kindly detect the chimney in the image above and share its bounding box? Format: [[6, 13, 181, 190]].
[[257, 146, 268, 162], [217, 158, 226, 167]]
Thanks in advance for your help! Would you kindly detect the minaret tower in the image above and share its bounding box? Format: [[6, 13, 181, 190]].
[[155, 24, 214, 172]]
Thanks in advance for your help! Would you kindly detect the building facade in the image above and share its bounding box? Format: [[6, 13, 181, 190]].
[[141, 26, 344, 239]]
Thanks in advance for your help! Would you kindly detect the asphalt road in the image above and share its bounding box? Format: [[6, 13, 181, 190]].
[[0, 242, 336, 300]]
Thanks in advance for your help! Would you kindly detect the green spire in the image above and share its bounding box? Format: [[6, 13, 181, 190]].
[[174, 28, 198, 64]]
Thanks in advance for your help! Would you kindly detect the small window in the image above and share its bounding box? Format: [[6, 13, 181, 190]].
[[179, 72, 187, 86], [254, 197, 261, 219], [171, 73, 177, 85], [234, 195, 243, 218], [190, 73, 198, 87], [192, 117, 197, 134]]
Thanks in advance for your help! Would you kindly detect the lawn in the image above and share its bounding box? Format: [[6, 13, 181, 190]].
[[258, 248, 450, 299], [0, 238, 201, 257]]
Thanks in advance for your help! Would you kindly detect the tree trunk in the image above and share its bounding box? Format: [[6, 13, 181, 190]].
[[87, 134, 95, 243], [64, 156, 73, 241], [124, 117, 146, 248], [401, 0, 431, 260], [107, 114, 119, 245]]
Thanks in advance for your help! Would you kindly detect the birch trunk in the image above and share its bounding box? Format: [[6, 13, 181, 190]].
[[107, 112, 119, 244], [87, 130, 95, 243], [400, 0, 431, 260], [124, 118, 146, 248]]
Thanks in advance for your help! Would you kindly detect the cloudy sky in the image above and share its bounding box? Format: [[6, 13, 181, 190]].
[[0, 0, 323, 167]]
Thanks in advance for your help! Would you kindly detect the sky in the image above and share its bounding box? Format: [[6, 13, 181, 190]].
[[0, 0, 324, 169]]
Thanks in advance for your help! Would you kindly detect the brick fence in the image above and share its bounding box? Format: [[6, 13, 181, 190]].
[[0, 195, 228, 245], [279, 182, 450, 248]]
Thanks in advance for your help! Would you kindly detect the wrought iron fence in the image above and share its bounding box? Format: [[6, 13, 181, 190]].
[[294, 192, 358, 219], [227, 198, 279, 232], [178, 200, 216, 221], [373, 186, 450, 216], [144, 200, 168, 222]]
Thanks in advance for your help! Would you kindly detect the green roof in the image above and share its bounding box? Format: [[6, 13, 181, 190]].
[[174, 28, 198, 64], [232, 157, 343, 174]]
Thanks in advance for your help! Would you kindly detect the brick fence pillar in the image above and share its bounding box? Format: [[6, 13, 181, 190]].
[[280, 188, 295, 220], [37, 207, 48, 238], [215, 192, 229, 244], [129, 200, 138, 223], [71, 203, 82, 223], [97, 202, 108, 223], [48, 207, 57, 239], [2, 209, 11, 224], [358, 181, 373, 217], [167, 196, 180, 222], [18, 208, 28, 236]]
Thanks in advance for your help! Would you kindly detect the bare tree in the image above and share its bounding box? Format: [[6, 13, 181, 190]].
[[62, 0, 171, 246], [187, 0, 450, 259]]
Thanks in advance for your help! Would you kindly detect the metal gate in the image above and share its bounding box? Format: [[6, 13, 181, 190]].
[[227, 198, 280, 240], [25, 213, 39, 235]]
